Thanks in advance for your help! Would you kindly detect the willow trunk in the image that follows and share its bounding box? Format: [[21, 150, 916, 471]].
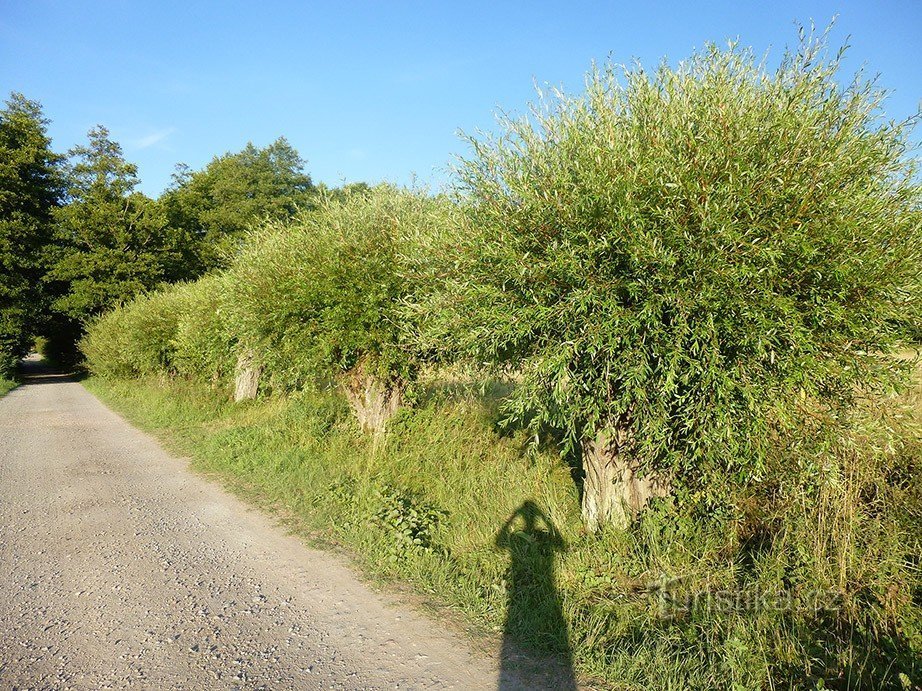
[[581, 420, 669, 531], [233, 350, 261, 402], [343, 371, 402, 439]]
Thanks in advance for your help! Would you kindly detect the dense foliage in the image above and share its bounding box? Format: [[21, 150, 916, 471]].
[[0, 98, 323, 366], [161, 138, 314, 274], [0, 94, 63, 374], [431, 36, 922, 518], [224, 185, 453, 395], [84, 185, 455, 430], [80, 274, 234, 384], [49, 127, 186, 322]]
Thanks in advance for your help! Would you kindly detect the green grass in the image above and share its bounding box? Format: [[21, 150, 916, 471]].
[[85, 371, 922, 690], [0, 376, 16, 397]]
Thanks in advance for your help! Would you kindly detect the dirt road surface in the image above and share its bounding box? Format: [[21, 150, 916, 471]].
[[0, 359, 547, 690]]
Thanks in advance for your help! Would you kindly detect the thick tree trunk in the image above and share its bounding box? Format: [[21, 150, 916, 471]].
[[233, 350, 261, 402], [343, 371, 402, 438], [581, 420, 670, 532]]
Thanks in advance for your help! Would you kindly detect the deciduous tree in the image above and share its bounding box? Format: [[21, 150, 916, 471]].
[[50, 126, 180, 323], [161, 137, 314, 273], [0, 93, 63, 372], [436, 35, 922, 530]]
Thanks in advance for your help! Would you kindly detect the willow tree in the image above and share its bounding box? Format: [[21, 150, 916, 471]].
[[436, 33, 922, 530], [225, 185, 455, 434]]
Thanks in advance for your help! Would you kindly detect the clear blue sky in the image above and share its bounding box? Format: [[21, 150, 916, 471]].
[[2, 1, 919, 197]]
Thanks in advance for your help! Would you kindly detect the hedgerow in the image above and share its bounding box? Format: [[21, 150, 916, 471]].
[[169, 274, 235, 385], [81, 288, 186, 379]]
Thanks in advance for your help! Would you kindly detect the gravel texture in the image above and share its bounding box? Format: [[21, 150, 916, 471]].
[[0, 358, 536, 690]]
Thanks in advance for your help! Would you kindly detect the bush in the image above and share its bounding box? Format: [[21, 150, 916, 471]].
[[432, 33, 922, 530], [81, 287, 187, 379], [223, 184, 456, 431], [170, 274, 235, 385]]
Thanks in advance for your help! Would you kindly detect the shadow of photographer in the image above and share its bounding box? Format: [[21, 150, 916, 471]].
[[495, 500, 576, 690]]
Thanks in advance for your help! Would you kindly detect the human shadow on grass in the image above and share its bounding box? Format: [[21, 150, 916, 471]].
[[495, 500, 577, 690]]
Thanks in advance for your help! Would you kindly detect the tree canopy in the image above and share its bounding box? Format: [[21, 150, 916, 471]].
[[161, 137, 314, 273], [0, 94, 328, 366], [0, 93, 63, 373], [431, 36, 922, 528], [48, 126, 183, 323]]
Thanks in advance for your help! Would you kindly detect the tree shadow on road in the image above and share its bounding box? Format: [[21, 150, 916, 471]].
[[495, 500, 577, 690], [17, 354, 81, 385]]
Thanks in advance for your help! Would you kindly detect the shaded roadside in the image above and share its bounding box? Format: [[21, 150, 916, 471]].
[[15, 352, 79, 386]]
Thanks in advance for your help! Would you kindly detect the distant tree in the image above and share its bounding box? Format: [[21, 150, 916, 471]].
[[0, 93, 64, 373], [49, 126, 181, 324], [161, 137, 314, 273]]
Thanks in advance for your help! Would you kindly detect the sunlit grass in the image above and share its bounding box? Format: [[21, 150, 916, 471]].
[[86, 371, 922, 690], [0, 377, 16, 398]]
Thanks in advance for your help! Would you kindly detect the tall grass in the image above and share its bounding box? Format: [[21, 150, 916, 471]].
[[86, 357, 922, 689]]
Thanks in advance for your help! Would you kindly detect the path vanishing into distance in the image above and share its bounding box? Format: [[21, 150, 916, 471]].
[[0, 357, 564, 690]]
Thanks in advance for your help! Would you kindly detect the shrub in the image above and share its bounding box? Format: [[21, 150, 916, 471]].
[[433, 32, 922, 530], [223, 184, 456, 432], [170, 274, 235, 386], [81, 287, 186, 379]]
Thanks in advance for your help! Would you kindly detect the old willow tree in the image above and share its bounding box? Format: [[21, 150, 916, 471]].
[[225, 185, 455, 434], [435, 34, 922, 530]]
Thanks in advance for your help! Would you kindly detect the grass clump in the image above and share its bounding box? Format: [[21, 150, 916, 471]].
[[0, 375, 16, 397]]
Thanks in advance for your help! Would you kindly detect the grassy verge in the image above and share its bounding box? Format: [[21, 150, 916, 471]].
[[0, 376, 16, 397], [84, 364, 922, 690], [85, 376, 589, 667]]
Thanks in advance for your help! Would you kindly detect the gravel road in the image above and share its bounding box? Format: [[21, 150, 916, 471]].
[[0, 358, 543, 690]]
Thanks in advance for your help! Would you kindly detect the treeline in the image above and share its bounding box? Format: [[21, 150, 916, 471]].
[[17, 32, 922, 686], [84, 34, 922, 525], [0, 95, 348, 371]]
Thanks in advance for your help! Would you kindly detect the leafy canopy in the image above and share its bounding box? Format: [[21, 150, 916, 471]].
[[49, 126, 184, 322], [435, 33, 922, 484], [0, 93, 64, 372], [225, 184, 455, 392], [161, 137, 314, 273]]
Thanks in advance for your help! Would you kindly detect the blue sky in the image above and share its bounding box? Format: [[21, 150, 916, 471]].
[[2, 1, 919, 197]]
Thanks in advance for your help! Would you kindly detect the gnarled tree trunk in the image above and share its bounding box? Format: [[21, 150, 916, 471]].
[[581, 419, 670, 532], [343, 369, 402, 438], [233, 350, 261, 402]]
